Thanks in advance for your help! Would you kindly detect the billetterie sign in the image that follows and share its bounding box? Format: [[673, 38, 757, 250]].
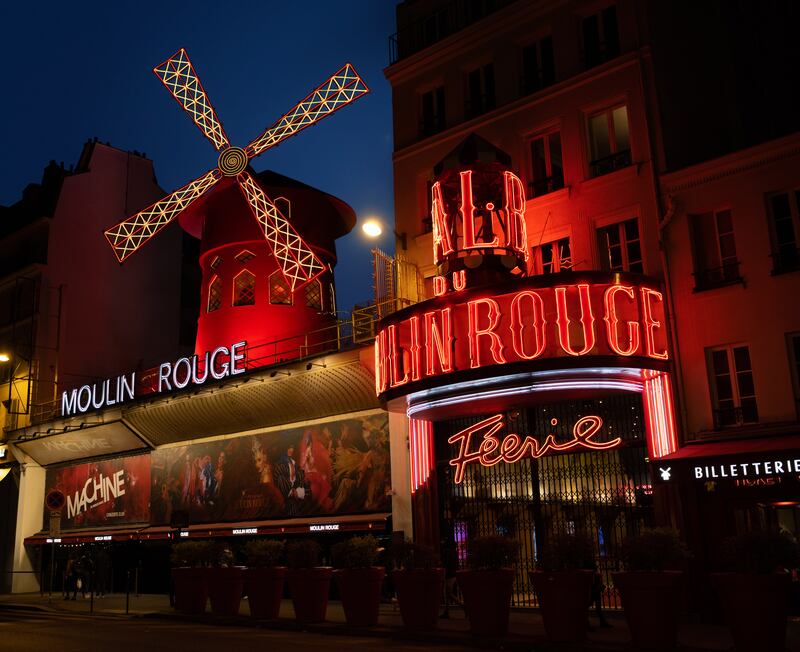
[[61, 341, 246, 417]]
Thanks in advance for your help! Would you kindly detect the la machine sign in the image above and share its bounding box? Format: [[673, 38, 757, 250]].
[[61, 341, 246, 417]]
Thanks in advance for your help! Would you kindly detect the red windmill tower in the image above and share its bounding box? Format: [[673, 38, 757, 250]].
[[104, 49, 367, 363]]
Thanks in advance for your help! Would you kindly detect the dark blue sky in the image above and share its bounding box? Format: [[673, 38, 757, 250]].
[[1, 0, 399, 310]]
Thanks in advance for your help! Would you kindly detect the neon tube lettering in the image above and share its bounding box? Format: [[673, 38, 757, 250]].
[[555, 284, 596, 356], [374, 329, 388, 395], [509, 290, 546, 360], [448, 414, 621, 484], [424, 308, 453, 376], [467, 298, 507, 368], [604, 285, 641, 356], [387, 324, 409, 387], [461, 170, 498, 250], [503, 171, 528, 258], [408, 315, 422, 382], [641, 288, 668, 360], [430, 181, 454, 264]]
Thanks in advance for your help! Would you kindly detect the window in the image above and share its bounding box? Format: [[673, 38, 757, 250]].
[[788, 334, 800, 417], [689, 209, 741, 291], [582, 5, 620, 69], [522, 37, 555, 95], [708, 345, 758, 428], [233, 270, 256, 306], [597, 218, 642, 272], [767, 191, 800, 273], [528, 131, 564, 198], [465, 63, 495, 119], [305, 279, 322, 311], [420, 86, 446, 137], [269, 271, 292, 305], [587, 105, 630, 177], [235, 250, 255, 264], [532, 237, 572, 275], [207, 276, 222, 313]]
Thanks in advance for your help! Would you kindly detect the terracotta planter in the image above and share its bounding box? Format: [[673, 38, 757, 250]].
[[207, 567, 244, 617], [172, 567, 208, 614], [457, 569, 514, 636], [244, 567, 286, 620], [287, 567, 333, 623], [529, 570, 593, 642], [392, 568, 445, 630], [334, 567, 386, 627], [613, 571, 684, 649], [712, 572, 791, 652]]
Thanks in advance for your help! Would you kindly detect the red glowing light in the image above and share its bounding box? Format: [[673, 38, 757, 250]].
[[409, 417, 435, 493], [604, 285, 641, 356], [503, 171, 528, 259], [510, 291, 546, 360], [467, 298, 507, 368], [555, 284, 596, 356], [424, 308, 454, 376], [641, 288, 668, 360], [461, 171, 499, 250], [431, 181, 454, 265]]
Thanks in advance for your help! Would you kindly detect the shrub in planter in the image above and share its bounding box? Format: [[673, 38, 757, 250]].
[[613, 528, 691, 650], [205, 542, 244, 617], [171, 541, 215, 614], [457, 535, 517, 636], [243, 540, 285, 620], [286, 539, 331, 623], [712, 530, 800, 652], [332, 535, 385, 627], [529, 532, 595, 643], [390, 540, 443, 630]]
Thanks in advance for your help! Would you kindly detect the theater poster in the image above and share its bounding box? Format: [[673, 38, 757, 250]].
[[150, 412, 390, 525], [44, 454, 151, 529]]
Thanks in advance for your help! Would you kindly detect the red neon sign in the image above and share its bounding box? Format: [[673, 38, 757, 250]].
[[448, 414, 622, 484]]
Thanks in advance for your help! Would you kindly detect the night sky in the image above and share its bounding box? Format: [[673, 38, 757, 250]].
[[1, 1, 398, 310]]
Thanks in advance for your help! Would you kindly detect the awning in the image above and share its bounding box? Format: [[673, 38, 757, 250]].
[[24, 525, 145, 546], [659, 434, 800, 461]]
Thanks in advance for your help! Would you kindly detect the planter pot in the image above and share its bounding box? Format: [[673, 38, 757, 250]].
[[244, 567, 287, 620], [613, 571, 684, 649], [712, 572, 791, 652], [334, 567, 386, 627], [392, 568, 445, 630], [172, 567, 208, 614], [457, 569, 514, 636], [206, 567, 244, 617], [529, 570, 593, 643], [287, 567, 333, 623]]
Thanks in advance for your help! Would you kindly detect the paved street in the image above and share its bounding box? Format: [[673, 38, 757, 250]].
[[0, 610, 469, 652]]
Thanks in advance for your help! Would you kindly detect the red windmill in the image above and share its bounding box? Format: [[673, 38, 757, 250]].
[[104, 49, 367, 361]]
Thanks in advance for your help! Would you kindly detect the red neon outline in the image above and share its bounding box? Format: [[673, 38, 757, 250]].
[[467, 298, 507, 368], [433, 275, 448, 296], [452, 270, 467, 291], [640, 287, 668, 360], [503, 171, 528, 260], [431, 181, 454, 264], [424, 308, 454, 376], [374, 329, 388, 395], [409, 315, 422, 382], [555, 284, 596, 356], [461, 170, 499, 251], [447, 414, 621, 484], [388, 324, 409, 387], [604, 285, 641, 356], [510, 290, 546, 360]]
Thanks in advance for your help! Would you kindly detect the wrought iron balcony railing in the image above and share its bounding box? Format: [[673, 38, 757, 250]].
[[527, 175, 565, 199], [692, 261, 742, 292], [589, 149, 631, 178], [713, 405, 759, 429]]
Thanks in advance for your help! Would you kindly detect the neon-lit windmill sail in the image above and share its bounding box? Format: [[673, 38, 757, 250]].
[[103, 49, 369, 290]]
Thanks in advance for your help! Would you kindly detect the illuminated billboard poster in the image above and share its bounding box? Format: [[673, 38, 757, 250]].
[[149, 412, 390, 525], [44, 454, 151, 529]]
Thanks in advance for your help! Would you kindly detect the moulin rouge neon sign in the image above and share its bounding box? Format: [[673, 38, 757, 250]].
[[448, 414, 622, 484]]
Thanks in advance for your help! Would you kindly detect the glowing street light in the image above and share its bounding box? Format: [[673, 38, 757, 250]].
[[361, 218, 406, 250], [0, 354, 10, 363]]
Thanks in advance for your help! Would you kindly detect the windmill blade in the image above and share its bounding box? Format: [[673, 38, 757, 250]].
[[104, 169, 221, 263], [237, 170, 325, 290], [245, 63, 369, 159], [153, 48, 230, 151]]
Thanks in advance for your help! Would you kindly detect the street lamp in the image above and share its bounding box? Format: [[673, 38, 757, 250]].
[[361, 218, 407, 250], [0, 354, 9, 363]]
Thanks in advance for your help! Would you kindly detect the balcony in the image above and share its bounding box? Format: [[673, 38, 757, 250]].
[[692, 261, 742, 292], [713, 405, 759, 429], [527, 175, 564, 199], [589, 150, 631, 178]]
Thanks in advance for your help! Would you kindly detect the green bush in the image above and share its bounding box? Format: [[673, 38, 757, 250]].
[[244, 540, 284, 568], [171, 541, 219, 567], [390, 539, 439, 571], [538, 532, 595, 571], [466, 536, 518, 571], [622, 527, 691, 572], [721, 530, 800, 574], [332, 535, 381, 569], [286, 539, 322, 569]]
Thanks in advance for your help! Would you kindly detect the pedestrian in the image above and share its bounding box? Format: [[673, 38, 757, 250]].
[[64, 554, 77, 600], [589, 565, 612, 629]]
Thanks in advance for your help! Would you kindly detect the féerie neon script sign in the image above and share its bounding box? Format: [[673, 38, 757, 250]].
[[448, 414, 622, 484]]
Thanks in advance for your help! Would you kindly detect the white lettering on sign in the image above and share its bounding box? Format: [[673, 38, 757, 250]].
[[232, 528, 257, 535], [66, 469, 126, 519], [62, 374, 135, 417], [309, 524, 340, 532], [692, 458, 800, 480], [46, 538, 62, 543], [94, 535, 112, 541], [41, 438, 113, 453], [179, 531, 190, 538]]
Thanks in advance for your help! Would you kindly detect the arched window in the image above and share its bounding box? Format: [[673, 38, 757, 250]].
[[269, 271, 292, 305], [233, 270, 256, 306], [305, 279, 322, 311], [207, 276, 222, 313]]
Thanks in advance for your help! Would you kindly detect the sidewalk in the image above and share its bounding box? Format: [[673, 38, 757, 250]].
[[1, 591, 797, 651]]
